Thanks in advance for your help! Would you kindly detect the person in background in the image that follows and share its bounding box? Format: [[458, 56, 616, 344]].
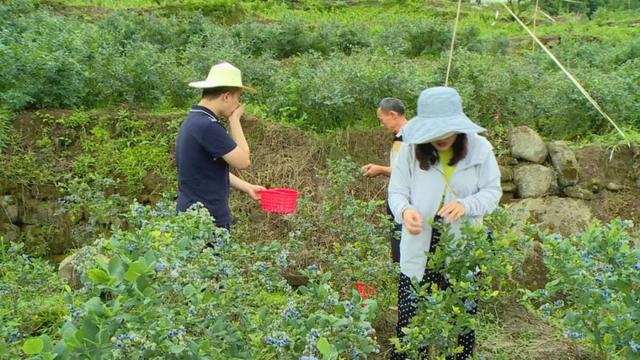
[[388, 87, 502, 359], [175, 62, 265, 230], [361, 97, 408, 263]]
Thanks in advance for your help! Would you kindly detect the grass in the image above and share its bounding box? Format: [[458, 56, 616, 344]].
[[476, 298, 583, 360], [574, 126, 640, 147], [41, 0, 640, 64], [46, 0, 164, 8]]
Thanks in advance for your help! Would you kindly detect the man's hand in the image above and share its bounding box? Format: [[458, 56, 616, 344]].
[[229, 103, 245, 122], [230, 174, 264, 200], [361, 163, 389, 177], [437, 201, 465, 223], [246, 184, 266, 201], [402, 208, 423, 235]]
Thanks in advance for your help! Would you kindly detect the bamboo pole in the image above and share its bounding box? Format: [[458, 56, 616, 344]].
[[445, 0, 463, 87], [532, 0, 539, 52], [503, 3, 627, 140]]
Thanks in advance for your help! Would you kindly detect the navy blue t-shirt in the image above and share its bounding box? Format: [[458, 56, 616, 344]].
[[175, 105, 237, 225]]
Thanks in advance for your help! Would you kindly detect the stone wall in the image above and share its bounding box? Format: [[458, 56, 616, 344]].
[[0, 183, 71, 255], [500, 126, 640, 237]]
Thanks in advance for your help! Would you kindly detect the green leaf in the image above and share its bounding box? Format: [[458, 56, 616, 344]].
[[53, 339, 68, 356], [144, 250, 156, 262], [84, 297, 104, 316], [183, 284, 197, 298], [88, 268, 112, 285], [124, 260, 146, 283], [136, 275, 150, 293], [316, 337, 330, 354], [62, 322, 79, 346], [0, 341, 7, 356], [82, 316, 100, 342], [39, 335, 53, 352], [170, 344, 185, 354], [22, 338, 44, 355], [258, 306, 268, 322], [108, 257, 124, 281], [316, 337, 337, 359]]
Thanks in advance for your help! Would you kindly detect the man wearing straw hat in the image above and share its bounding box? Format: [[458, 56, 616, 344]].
[[175, 62, 264, 230], [361, 97, 408, 264]]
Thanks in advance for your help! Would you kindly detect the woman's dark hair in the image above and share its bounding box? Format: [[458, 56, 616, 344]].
[[415, 134, 468, 171]]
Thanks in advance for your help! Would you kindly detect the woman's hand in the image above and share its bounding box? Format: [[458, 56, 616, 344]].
[[437, 201, 465, 222], [402, 208, 423, 235]]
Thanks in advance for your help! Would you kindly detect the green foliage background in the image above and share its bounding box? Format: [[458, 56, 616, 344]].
[[0, 0, 638, 136]]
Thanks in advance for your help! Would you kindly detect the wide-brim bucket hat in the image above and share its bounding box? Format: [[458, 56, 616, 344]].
[[188, 62, 256, 93], [402, 87, 485, 144]]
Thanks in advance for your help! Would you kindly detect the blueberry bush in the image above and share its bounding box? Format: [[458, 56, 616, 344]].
[[392, 209, 528, 358], [524, 220, 640, 359], [21, 200, 381, 359]]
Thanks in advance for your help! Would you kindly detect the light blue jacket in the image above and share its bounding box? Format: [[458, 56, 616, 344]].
[[388, 133, 502, 281]]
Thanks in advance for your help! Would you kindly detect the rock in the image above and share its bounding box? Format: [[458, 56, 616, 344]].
[[21, 199, 59, 225], [507, 196, 593, 236], [142, 171, 167, 194], [0, 195, 19, 223], [631, 144, 640, 186], [548, 173, 560, 196], [0, 223, 20, 242], [32, 184, 60, 200], [499, 165, 514, 182], [500, 192, 515, 204], [498, 155, 518, 166], [58, 252, 82, 289], [58, 250, 110, 289], [606, 182, 623, 191], [547, 141, 579, 187], [513, 164, 554, 198], [282, 271, 309, 287], [148, 194, 162, 204], [586, 177, 603, 193], [0, 177, 18, 195], [23, 224, 71, 255], [563, 186, 594, 200], [501, 182, 517, 193], [514, 240, 548, 291], [508, 126, 548, 163]]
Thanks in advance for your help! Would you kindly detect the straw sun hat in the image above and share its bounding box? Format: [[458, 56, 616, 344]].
[[188, 62, 256, 93]]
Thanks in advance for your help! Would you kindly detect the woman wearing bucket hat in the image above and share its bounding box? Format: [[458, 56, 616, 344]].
[[176, 62, 264, 230], [388, 87, 502, 359]]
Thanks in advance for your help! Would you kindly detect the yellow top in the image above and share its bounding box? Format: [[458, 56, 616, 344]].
[[438, 148, 456, 184]]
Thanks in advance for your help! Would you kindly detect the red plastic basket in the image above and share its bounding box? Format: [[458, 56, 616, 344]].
[[354, 282, 376, 301], [257, 188, 300, 214]]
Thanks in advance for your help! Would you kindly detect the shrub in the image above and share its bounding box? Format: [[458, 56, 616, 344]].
[[263, 50, 433, 130], [0, 240, 66, 359], [392, 209, 527, 357], [524, 220, 640, 359], [23, 200, 382, 359], [285, 158, 397, 307]]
